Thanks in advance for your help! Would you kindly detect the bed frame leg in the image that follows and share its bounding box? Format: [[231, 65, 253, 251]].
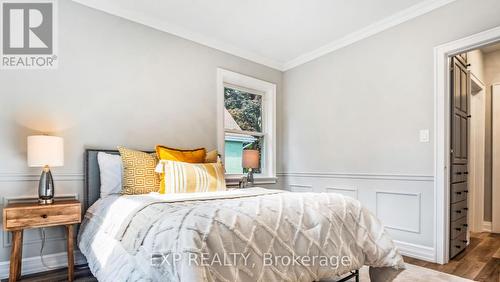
[[336, 269, 359, 282]]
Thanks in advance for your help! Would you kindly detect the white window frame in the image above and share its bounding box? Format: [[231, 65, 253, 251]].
[[217, 68, 276, 185]]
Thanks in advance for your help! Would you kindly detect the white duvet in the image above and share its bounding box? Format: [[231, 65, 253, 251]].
[[78, 188, 404, 282]]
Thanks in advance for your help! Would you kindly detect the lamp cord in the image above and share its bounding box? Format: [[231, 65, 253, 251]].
[[39, 227, 56, 270]]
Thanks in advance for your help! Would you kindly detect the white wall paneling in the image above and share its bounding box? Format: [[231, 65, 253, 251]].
[[280, 172, 435, 261], [325, 187, 358, 199], [375, 191, 421, 234], [289, 184, 313, 193], [0, 173, 84, 182]]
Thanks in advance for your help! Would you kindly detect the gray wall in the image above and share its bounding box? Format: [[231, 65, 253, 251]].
[[484, 49, 500, 221], [282, 0, 500, 175], [0, 0, 282, 269], [280, 0, 500, 251]]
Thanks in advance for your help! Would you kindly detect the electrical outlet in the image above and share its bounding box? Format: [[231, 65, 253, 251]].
[[419, 129, 430, 143]]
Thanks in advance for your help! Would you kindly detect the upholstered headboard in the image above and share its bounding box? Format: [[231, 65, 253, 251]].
[[84, 149, 119, 212], [83, 148, 155, 212]]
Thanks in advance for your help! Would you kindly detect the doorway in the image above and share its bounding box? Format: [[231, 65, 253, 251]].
[[434, 25, 500, 264], [493, 84, 500, 233]]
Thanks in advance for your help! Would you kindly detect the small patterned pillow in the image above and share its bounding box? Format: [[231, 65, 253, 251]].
[[118, 146, 160, 195], [155, 160, 226, 194]]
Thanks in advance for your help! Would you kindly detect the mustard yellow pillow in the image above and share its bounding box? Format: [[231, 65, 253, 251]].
[[156, 145, 206, 163], [156, 160, 226, 193], [118, 146, 160, 195], [156, 145, 207, 192]]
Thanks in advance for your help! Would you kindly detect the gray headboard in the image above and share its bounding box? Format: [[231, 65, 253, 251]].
[[84, 149, 119, 212], [84, 149, 154, 212]]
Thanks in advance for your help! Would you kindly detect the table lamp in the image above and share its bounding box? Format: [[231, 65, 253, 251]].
[[242, 149, 259, 186], [27, 135, 64, 204]]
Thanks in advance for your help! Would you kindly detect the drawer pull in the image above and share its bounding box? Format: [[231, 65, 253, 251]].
[[463, 208, 468, 211], [463, 224, 468, 227], [456, 192, 462, 195], [455, 210, 462, 214], [455, 228, 461, 231], [462, 240, 467, 243], [464, 190, 469, 193], [455, 245, 461, 248], [464, 172, 469, 175], [41, 214, 48, 219], [456, 172, 463, 175]]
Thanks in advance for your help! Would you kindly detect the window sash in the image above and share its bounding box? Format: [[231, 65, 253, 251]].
[[224, 128, 265, 137], [217, 68, 276, 180], [224, 83, 264, 97], [224, 132, 264, 176]]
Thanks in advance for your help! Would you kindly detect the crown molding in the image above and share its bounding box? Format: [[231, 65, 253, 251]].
[[72, 0, 456, 72], [71, 0, 285, 71], [282, 0, 457, 70]]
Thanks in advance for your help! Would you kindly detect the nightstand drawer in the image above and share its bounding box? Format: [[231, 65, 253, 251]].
[[3, 201, 81, 230]]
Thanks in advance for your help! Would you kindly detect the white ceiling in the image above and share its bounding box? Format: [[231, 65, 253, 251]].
[[72, 0, 456, 71]]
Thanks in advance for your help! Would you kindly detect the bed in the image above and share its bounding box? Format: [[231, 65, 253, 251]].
[[78, 149, 405, 282]]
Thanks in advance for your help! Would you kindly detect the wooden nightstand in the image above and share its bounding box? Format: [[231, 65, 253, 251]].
[[2, 200, 81, 282]]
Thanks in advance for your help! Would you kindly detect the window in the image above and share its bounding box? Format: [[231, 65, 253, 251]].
[[217, 69, 276, 183], [224, 85, 263, 174]]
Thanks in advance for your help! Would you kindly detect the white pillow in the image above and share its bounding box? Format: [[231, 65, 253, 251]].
[[97, 152, 123, 198]]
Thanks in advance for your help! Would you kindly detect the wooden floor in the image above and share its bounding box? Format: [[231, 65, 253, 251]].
[[5, 233, 499, 281], [1, 265, 96, 282], [404, 232, 500, 281]]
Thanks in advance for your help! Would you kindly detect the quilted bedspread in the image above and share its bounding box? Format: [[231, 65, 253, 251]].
[[78, 188, 404, 282]]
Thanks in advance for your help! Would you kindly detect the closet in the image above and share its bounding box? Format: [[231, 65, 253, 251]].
[[449, 54, 470, 258]]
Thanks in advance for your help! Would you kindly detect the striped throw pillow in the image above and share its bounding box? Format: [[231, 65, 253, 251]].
[[155, 160, 226, 194]]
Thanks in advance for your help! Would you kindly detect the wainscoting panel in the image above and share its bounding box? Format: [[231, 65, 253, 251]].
[[326, 186, 358, 199], [277, 172, 435, 262], [0, 173, 85, 269], [375, 191, 421, 234], [289, 184, 313, 192]]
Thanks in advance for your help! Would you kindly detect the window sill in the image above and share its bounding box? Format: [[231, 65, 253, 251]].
[[225, 176, 278, 187]]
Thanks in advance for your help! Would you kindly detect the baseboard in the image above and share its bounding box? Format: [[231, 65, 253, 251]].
[[394, 240, 435, 262], [482, 221, 492, 232], [0, 251, 87, 279]]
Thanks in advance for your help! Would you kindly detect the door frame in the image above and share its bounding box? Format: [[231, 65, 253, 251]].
[[434, 25, 500, 264], [493, 84, 500, 233], [468, 74, 486, 233]]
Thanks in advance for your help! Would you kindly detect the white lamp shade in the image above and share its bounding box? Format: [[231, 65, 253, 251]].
[[27, 135, 64, 167], [242, 149, 259, 169]]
